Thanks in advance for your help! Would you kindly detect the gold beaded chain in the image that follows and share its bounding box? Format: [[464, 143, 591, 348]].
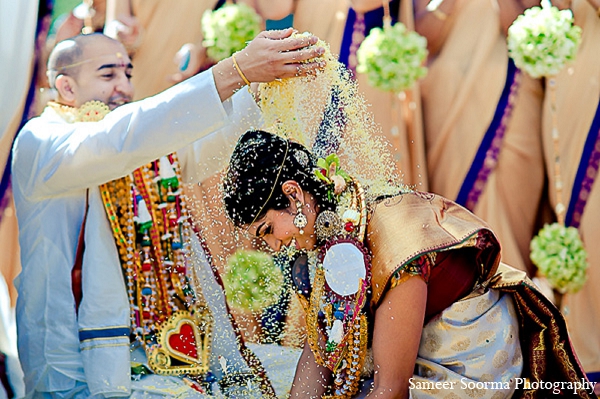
[[49, 101, 213, 377], [299, 178, 371, 399], [100, 155, 211, 355]]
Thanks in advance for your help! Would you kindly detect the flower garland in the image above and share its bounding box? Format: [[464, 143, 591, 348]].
[[61, 103, 214, 377], [201, 3, 262, 62], [50, 101, 215, 376], [527, 77, 589, 295], [100, 155, 214, 376], [507, 1, 588, 295], [507, 0, 581, 79], [222, 249, 284, 313]]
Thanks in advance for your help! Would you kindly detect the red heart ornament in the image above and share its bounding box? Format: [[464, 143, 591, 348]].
[[167, 322, 198, 360]]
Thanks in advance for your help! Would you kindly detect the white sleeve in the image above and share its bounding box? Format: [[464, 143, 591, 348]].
[[178, 89, 263, 185], [12, 68, 247, 201]]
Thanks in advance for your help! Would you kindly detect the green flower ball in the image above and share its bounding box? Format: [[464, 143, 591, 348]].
[[222, 249, 284, 313], [530, 222, 588, 294], [356, 22, 428, 93], [507, 1, 581, 78], [202, 3, 262, 62]]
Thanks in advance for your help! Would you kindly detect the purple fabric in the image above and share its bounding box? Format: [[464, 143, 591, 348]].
[[455, 59, 520, 211], [565, 96, 600, 228]]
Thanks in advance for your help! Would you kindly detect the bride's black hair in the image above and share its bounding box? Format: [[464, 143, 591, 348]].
[[223, 129, 335, 227]]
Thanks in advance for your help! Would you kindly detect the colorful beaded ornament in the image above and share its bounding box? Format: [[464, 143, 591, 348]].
[[284, 171, 372, 399], [100, 155, 213, 376], [51, 101, 214, 377]]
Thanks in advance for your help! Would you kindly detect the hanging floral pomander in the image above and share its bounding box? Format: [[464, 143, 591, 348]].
[[222, 249, 284, 313], [356, 20, 428, 93], [508, 1, 587, 295], [201, 2, 262, 62], [507, 0, 581, 79], [530, 223, 588, 294]]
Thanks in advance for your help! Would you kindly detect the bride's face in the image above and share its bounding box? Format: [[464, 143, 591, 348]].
[[246, 191, 318, 253]]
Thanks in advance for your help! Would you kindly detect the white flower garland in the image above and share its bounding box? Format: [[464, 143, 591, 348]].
[[509, 1, 588, 295]]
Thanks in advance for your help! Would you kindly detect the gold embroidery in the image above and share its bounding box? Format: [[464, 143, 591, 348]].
[[492, 350, 509, 369], [450, 337, 471, 352]]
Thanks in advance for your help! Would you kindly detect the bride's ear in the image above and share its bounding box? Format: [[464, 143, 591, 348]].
[[281, 180, 303, 205]]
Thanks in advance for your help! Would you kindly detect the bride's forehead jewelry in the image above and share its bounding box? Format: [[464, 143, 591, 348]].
[[245, 138, 290, 232]]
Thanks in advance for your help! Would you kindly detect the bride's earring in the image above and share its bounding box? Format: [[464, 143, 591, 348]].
[[293, 201, 308, 235]]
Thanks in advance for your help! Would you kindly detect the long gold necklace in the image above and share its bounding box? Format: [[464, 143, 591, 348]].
[[48, 100, 214, 377], [298, 178, 371, 398], [100, 156, 214, 376]]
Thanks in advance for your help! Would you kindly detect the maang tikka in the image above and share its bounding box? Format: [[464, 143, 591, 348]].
[[293, 200, 308, 234]]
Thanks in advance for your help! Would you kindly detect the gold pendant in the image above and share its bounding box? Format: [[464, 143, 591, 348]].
[[148, 310, 213, 376]]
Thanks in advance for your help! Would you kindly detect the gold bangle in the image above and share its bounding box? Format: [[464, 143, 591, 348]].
[[232, 53, 251, 87]]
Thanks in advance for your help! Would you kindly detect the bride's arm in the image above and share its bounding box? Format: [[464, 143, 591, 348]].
[[367, 276, 427, 399], [289, 341, 332, 398]]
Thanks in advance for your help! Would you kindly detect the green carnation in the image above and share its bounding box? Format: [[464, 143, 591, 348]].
[[202, 3, 262, 62], [507, 0, 581, 78], [356, 22, 428, 93], [530, 222, 588, 294], [222, 249, 284, 313]]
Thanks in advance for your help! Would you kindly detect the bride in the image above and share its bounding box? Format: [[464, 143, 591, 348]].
[[218, 37, 591, 398], [221, 128, 590, 399]]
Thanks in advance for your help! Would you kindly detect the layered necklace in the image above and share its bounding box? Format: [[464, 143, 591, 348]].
[[50, 100, 213, 377], [282, 166, 372, 399], [100, 155, 213, 377]]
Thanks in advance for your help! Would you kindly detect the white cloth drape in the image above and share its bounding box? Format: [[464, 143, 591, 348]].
[[0, 0, 38, 178]]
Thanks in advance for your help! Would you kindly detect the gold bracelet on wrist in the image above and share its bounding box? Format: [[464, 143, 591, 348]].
[[231, 53, 252, 92]]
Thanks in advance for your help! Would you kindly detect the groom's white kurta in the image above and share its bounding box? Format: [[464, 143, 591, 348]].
[[12, 70, 263, 398]]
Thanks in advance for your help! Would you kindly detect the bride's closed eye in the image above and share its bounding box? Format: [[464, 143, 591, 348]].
[[256, 223, 272, 238]]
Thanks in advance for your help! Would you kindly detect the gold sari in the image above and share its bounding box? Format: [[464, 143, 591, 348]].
[[365, 192, 592, 398]]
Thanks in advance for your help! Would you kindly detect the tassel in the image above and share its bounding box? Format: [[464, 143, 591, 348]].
[[159, 156, 179, 189], [135, 194, 153, 232]]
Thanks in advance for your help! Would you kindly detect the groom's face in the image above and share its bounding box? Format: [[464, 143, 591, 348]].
[[72, 41, 134, 110]]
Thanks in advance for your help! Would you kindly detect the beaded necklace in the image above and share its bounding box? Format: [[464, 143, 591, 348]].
[[287, 177, 371, 399], [100, 156, 213, 376], [49, 100, 213, 377]]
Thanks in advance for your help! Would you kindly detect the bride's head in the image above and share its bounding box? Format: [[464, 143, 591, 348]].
[[223, 130, 336, 252]]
